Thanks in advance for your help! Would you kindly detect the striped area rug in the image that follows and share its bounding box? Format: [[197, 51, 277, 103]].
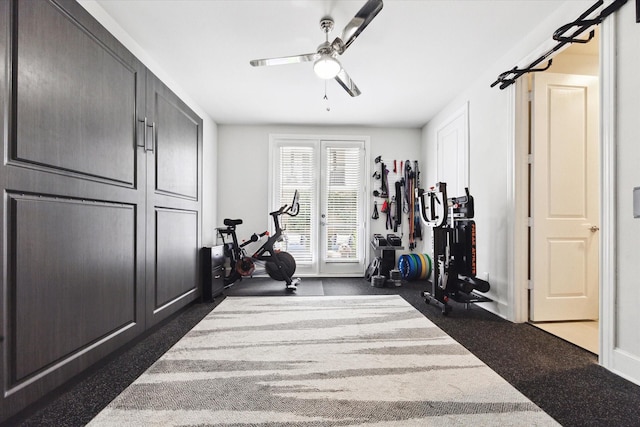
[[89, 296, 559, 426]]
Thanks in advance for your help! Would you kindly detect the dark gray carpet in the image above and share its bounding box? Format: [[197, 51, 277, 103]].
[[5, 278, 640, 427], [225, 277, 324, 296]]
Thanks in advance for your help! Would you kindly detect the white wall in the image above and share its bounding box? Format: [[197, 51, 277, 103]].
[[421, 83, 513, 317], [79, 1, 218, 245], [421, 1, 594, 319], [217, 125, 421, 253], [551, 52, 599, 75], [421, 0, 640, 386], [611, 2, 640, 384]]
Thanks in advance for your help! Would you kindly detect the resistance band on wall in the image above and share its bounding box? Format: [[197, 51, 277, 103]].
[[394, 181, 402, 232]]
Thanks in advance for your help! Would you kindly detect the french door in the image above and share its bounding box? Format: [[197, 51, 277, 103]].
[[270, 136, 368, 276]]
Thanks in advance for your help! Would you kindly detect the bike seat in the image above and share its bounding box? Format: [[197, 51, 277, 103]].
[[224, 218, 243, 227]]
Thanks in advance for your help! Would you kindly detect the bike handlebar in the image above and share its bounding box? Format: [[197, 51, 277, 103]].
[[268, 191, 300, 218], [270, 204, 287, 216]]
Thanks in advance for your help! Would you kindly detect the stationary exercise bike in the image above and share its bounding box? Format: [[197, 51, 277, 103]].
[[217, 191, 301, 291], [417, 182, 491, 314]]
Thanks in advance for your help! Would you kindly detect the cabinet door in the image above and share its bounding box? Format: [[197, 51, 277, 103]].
[[145, 71, 202, 326], [1, 0, 146, 420], [0, 0, 6, 198], [0, 1, 8, 416]]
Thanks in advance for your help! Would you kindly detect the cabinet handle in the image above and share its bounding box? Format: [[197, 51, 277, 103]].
[[145, 121, 156, 153], [137, 117, 147, 148]]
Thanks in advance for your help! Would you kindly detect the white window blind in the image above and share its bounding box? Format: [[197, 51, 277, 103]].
[[324, 145, 362, 262], [278, 146, 314, 265]]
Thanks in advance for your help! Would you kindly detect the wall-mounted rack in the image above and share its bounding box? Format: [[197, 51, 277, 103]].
[[491, 0, 628, 90]]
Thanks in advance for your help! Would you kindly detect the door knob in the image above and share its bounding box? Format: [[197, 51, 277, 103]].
[[589, 225, 600, 232]]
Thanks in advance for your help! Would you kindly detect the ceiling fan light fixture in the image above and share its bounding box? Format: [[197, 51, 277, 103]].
[[314, 55, 341, 79]]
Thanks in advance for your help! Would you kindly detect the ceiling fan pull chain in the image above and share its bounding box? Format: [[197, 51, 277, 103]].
[[324, 81, 331, 112]]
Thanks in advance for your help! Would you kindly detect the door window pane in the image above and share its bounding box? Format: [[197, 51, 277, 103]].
[[278, 146, 314, 265], [324, 146, 362, 262]]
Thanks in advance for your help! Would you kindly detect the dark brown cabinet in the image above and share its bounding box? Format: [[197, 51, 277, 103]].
[[15, 0, 141, 185], [0, 0, 202, 421], [145, 71, 202, 327]]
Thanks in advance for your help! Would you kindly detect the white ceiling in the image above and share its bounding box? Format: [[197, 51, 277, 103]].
[[93, 0, 567, 128]]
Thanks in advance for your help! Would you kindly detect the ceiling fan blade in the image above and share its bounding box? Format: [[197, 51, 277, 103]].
[[334, 68, 361, 97], [250, 52, 319, 67], [332, 0, 383, 54]]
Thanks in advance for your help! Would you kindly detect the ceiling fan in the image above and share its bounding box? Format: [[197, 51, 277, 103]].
[[249, 0, 383, 97]]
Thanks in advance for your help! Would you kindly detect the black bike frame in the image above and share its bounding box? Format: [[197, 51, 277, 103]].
[[217, 191, 299, 287]]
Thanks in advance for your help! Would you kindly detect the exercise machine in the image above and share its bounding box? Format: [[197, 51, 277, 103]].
[[217, 191, 301, 291], [417, 183, 491, 314]]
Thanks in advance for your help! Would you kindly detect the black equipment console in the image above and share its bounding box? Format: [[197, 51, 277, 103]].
[[417, 183, 492, 314]]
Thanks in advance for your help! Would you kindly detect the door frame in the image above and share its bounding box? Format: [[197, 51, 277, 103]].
[[509, 15, 616, 365], [268, 134, 371, 276]]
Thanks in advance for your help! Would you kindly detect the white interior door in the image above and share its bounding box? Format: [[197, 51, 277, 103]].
[[530, 73, 599, 322]]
